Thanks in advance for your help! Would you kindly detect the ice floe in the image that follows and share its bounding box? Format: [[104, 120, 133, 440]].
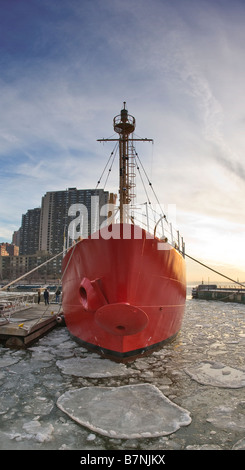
[[57, 383, 191, 439], [22, 420, 54, 442], [22, 396, 54, 416], [232, 438, 245, 450], [0, 355, 20, 368], [184, 361, 245, 388], [6, 420, 54, 443], [186, 444, 222, 450], [206, 401, 245, 432], [56, 356, 134, 378]]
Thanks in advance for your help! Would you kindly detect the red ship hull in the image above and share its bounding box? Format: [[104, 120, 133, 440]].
[[62, 223, 186, 361]]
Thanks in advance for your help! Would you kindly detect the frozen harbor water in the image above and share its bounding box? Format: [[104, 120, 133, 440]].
[[0, 291, 245, 451]]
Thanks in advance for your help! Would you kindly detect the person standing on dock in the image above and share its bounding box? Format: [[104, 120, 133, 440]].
[[55, 287, 61, 303], [37, 289, 41, 304], [44, 288, 49, 305]]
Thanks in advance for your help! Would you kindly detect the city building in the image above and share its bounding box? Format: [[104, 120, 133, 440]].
[[39, 188, 109, 254], [0, 243, 19, 256], [19, 208, 41, 255], [0, 251, 60, 283], [0, 245, 9, 256], [12, 229, 21, 247], [3, 187, 113, 282]]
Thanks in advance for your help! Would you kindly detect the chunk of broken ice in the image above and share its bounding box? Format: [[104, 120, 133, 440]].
[[22, 420, 54, 443], [56, 356, 131, 378], [184, 361, 245, 388], [57, 383, 191, 439], [0, 355, 20, 368], [206, 402, 245, 432], [232, 438, 245, 450]]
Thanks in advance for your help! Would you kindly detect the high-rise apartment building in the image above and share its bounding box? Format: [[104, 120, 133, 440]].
[[12, 229, 21, 247], [19, 208, 41, 255], [39, 188, 109, 254], [3, 188, 111, 282]]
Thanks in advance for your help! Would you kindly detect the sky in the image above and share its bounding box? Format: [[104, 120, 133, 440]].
[[1, 0, 245, 283]]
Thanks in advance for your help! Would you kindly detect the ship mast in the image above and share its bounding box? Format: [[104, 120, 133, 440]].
[[98, 102, 153, 223]]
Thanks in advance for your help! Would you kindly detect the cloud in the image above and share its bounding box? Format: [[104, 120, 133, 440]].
[[0, 0, 245, 280]]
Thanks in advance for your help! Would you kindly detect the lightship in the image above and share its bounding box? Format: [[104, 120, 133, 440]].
[[62, 103, 186, 361]]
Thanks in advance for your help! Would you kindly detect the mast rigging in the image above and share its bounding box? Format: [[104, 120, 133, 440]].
[[97, 102, 153, 223]]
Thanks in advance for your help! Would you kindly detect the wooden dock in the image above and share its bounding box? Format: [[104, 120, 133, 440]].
[[0, 303, 62, 348], [192, 284, 245, 304]]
